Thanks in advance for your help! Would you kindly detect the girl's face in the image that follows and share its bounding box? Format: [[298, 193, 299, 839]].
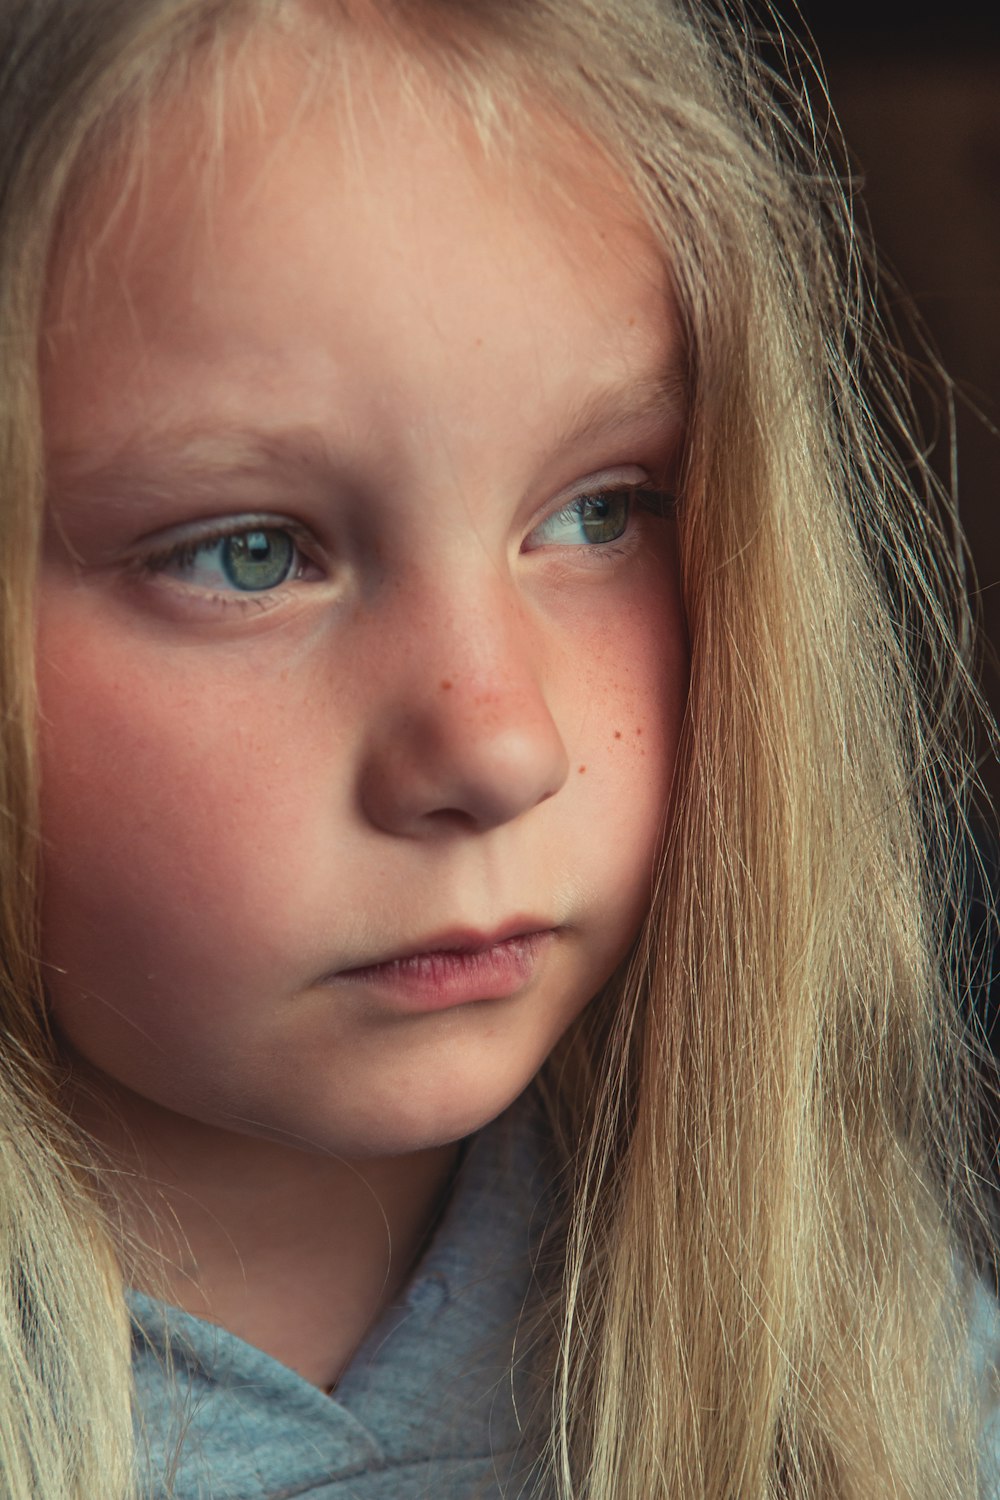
[[37, 45, 687, 1158]]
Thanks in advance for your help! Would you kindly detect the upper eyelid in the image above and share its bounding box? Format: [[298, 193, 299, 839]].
[[132, 513, 318, 564], [126, 519, 321, 613], [125, 473, 675, 564], [531, 479, 675, 528]]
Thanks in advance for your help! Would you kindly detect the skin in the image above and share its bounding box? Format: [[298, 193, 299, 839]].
[[37, 39, 688, 1390]]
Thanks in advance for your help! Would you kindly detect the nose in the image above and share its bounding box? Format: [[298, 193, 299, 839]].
[[357, 580, 570, 837]]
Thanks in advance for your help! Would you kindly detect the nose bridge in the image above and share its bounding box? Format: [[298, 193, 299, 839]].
[[407, 565, 541, 707], [358, 562, 571, 835]]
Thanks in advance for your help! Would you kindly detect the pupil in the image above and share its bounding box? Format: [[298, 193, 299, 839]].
[[221, 530, 294, 591], [581, 493, 628, 543]]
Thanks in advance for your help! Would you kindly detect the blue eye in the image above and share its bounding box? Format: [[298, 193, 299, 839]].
[[150, 526, 301, 593], [529, 486, 673, 550]]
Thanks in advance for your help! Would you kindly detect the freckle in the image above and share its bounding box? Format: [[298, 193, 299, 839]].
[[578, 765, 587, 774], [636, 726, 643, 735], [614, 730, 622, 740], [628, 317, 636, 328], [440, 679, 452, 691]]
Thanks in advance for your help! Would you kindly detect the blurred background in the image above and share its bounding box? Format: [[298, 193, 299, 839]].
[[776, 2, 999, 1068], [782, 0, 999, 800]]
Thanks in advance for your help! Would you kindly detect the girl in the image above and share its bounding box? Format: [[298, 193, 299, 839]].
[[1, 0, 998, 1496]]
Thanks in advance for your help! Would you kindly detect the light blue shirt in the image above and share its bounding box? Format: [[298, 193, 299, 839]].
[[128, 1086, 554, 1499], [128, 1083, 1000, 1499]]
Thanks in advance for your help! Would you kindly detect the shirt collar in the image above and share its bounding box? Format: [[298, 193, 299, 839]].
[[128, 1083, 555, 1498]]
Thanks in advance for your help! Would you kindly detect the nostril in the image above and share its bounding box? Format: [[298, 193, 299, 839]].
[[422, 807, 482, 834], [358, 685, 570, 838]]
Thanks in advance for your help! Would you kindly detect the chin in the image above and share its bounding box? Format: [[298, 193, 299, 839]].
[[331, 1072, 541, 1160]]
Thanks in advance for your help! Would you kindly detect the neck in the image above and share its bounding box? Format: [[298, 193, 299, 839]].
[[64, 1065, 462, 1392]]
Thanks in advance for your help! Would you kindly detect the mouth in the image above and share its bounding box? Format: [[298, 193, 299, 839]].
[[322, 919, 558, 1012], [342, 917, 555, 970]]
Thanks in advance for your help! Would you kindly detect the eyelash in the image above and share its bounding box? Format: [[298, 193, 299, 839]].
[[133, 483, 676, 611], [136, 517, 320, 613], [531, 484, 675, 557]]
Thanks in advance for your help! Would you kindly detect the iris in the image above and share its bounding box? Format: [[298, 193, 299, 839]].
[[220, 530, 295, 590]]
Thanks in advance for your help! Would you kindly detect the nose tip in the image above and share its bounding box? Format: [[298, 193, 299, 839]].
[[359, 675, 571, 837]]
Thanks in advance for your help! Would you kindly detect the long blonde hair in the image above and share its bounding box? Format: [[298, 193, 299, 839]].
[[0, 1, 998, 1495]]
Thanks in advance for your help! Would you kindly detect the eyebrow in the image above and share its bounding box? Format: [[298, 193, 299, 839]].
[[48, 424, 341, 513], [47, 366, 687, 508], [556, 366, 687, 453]]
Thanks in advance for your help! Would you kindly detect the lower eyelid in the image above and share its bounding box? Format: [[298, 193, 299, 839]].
[[142, 524, 322, 589], [525, 489, 640, 552], [133, 557, 325, 618]]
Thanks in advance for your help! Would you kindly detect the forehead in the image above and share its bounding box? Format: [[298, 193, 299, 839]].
[[42, 28, 677, 473]]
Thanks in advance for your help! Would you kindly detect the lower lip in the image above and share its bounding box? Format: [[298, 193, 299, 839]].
[[333, 931, 556, 1012]]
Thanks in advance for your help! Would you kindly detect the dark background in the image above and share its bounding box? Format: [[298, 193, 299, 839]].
[[785, 0, 1000, 801], [782, 3, 1000, 1067]]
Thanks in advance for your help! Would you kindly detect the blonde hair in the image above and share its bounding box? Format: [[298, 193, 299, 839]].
[[1, 1, 998, 1495]]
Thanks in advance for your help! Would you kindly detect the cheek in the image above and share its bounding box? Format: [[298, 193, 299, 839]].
[[557, 552, 688, 924], [35, 606, 324, 1007], [568, 551, 687, 787]]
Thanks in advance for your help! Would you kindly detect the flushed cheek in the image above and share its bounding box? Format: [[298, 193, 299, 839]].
[[541, 588, 686, 981], [36, 609, 337, 1020], [559, 562, 686, 797]]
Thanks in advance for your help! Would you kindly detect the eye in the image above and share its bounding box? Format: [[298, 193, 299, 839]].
[[147, 524, 310, 593], [536, 491, 630, 547], [524, 484, 673, 552]]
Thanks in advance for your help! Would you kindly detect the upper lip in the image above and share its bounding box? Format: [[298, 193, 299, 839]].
[[334, 917, 554, 974]]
